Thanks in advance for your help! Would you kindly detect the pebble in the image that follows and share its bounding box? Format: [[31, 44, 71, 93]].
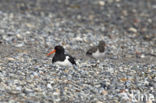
[[128, 27, 137, 33], [98, 1, 105, 6], [7, 57, 15, 61], [16, 34, 23, 39], [96, 101, 103, 103], [102, 90, 108, 95], [73, 36, 83, 42], [15, 42, 25, 47], [47, 84, 52, 89]]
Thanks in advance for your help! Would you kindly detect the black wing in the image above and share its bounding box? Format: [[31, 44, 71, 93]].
[[66, 54, 77, 65]]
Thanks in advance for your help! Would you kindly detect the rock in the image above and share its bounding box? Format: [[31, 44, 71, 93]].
[[96, 101, 103, 103], [128, 27, 137, 33], [47, 83, 52, 89], [7, 57, 15, 61], [102, 90, 108, 95], [99, 1, 105, 6]]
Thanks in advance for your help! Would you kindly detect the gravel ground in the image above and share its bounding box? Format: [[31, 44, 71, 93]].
[[0, 0, 155, 103]]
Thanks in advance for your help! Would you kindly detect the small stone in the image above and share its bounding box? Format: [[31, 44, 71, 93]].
[[16, 34, 23, 39], [122, 10, 128, 16], [7, 57, 15, 61], [23, 88, 33, 94], [33, 72, 38, 77], [96, 101, 103, 103], [102, 90, 108, 95], [16, 87, 22, 91], [120, 78, 128, 82], [148, 19, 152, 23], [8, 90, 20, 95], [15, 42, 24, 47], [99, 1, 105, 6], [140, 54, 145, 58], [26, 23, 35, 28], [74, 36, 83, 42], [128, 27, 137, 33], [77, 15, 82, 20], [47, 84, 52, 89], [89, 15, 94, 20]]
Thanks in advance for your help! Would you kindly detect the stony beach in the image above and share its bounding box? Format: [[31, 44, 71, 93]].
[[0, 0, 155, 103]]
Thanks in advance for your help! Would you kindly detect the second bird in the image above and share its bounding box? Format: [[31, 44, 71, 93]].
[[86, 40, 106, 58]]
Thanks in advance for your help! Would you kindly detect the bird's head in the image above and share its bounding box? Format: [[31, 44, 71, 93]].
[[47, 45, 65, 56], [98, 40, 106, 47]]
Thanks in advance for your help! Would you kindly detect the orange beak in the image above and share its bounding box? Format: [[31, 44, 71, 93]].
[[47, 49, 56, 56]]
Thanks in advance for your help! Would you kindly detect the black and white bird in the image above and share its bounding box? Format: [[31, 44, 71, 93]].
[[47, 45, 76, 66], [86, 41, 106, 58]]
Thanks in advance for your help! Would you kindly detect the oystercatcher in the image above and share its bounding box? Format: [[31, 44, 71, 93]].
[[86, 40, 106, 58], [47, 45, 76, 66]]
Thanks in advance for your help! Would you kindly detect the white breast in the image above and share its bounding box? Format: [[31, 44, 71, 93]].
[[92, 50, 105, 58], [54, 56, 72, 66]]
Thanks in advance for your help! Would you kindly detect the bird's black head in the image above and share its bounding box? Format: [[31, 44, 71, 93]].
[[98, 41, 106, 47], [98, 41, 106, 52], [55, 45, 65, 54]]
